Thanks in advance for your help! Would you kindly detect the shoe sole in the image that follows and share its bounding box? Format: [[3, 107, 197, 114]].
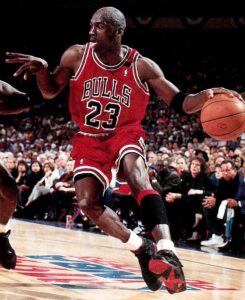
[[0, 254, 17, 270], [146, 278, 162, 291], [149, 259, 186, 294], [201, 243, 228, 248], [216, 243, 229, 248], [200, 242, 218, 246]]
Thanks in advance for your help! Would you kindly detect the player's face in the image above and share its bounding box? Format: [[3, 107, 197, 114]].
[[89, 13, 117, 49]]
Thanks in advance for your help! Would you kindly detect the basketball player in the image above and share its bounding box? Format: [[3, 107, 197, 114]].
[[0, 80, 31, 269], [5, 7, 241, 293]]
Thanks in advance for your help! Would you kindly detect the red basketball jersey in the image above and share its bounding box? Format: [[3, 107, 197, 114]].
[[69, 43, 150, 134]]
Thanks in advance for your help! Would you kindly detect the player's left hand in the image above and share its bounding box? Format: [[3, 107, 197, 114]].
[[184, 87, 244, 113], [203, 87, 244, 101]]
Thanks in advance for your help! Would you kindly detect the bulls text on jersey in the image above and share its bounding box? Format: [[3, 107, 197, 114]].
[[81, 77, 132, 107]]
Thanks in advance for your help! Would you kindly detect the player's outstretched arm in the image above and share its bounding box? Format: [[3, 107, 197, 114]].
[[0, 80, 31, 115], [138, 57, 243, 114], [5, 46, 77, 100], [5, 51, 59, 100]]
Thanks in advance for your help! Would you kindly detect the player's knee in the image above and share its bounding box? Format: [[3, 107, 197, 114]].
[[78, 197, 91, 212], [77, 196, 101, 217]]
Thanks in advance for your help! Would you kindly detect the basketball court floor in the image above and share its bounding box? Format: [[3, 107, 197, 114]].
[[1, 218, 244, 300]]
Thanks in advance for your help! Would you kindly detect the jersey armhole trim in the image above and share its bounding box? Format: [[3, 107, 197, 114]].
[[132, 53, 150, 94], [72, 43, 91, 80]]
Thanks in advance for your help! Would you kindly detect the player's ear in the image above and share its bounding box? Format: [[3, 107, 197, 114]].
[[117, 27, 123, 35]]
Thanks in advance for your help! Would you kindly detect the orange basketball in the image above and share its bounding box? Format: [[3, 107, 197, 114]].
[[200, 94, 245, 141]]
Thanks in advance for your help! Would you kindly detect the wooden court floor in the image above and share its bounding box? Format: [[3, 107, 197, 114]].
[[0, 219, 244, 300]]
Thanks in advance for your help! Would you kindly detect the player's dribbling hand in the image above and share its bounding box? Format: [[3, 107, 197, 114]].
[[5, 52, 48, 80], [203, 87, 244, 102]]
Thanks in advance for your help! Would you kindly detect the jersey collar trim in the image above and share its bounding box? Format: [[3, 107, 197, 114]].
[[92, 45, 131, 70]]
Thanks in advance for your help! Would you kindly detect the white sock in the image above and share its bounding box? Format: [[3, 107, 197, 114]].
[[0, 223, 8, 234], [125, 230, 143, 251], [157, 239, 176, 254]]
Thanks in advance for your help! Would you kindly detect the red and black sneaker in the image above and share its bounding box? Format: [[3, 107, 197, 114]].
[[133, 238, 162, 291], [0, 230, 16, 270], [149, 249, 186, 294]]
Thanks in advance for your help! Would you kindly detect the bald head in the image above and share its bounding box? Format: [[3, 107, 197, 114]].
[[93, 7, 126, 31]]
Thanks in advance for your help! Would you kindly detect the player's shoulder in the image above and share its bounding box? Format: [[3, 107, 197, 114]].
[[137, 55, 160, 81], [63, 44, 87, 57], [60, 44, 87, 69], [137, 55, 158, 68]]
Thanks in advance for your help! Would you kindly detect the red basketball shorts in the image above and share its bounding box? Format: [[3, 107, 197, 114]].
[[71, 127, 146, 192]]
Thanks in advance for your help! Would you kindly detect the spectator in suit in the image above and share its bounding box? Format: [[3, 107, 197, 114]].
[[201, 160, 240, 248], [224, 160, 245, 252]]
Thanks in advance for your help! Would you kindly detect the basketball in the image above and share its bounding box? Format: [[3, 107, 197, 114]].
[[200, 94, 245, 141]]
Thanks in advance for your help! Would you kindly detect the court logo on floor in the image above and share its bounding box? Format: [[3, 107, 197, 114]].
[[12, 255, 238, 291]]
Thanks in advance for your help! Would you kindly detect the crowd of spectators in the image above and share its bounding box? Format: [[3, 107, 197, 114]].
[[146, 148, 244, 249]]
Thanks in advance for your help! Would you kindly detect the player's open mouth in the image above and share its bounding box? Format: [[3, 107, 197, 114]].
[[90, 36, 96, 42]]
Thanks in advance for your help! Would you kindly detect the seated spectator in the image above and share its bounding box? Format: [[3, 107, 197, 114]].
[[15, 160, 30, 207], [150, 158, 181, 199], [231, 154, 244, 171], [16, 159, 75, 221], [166, 156, 214, 242], [175, 155, 189, 177], [49, 159, 75, 220], [195, 149, 209, 163], [25, 161, 59, 207], [214, 154, 226, 165], [4, 155, 18, 179], [53, 152, 69, 177], [18, 160, 44, 207], [156, 150, 163, 163], [201, 160, 240, 248], [146, 150, 157, 166], [222, 160, 245, 252]]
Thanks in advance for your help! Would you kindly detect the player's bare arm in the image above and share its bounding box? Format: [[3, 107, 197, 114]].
[[137, 56, 242, 114], [137, 56, 179, 106], [38, 44, 85, 99], [5, 44, 86, 100]]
